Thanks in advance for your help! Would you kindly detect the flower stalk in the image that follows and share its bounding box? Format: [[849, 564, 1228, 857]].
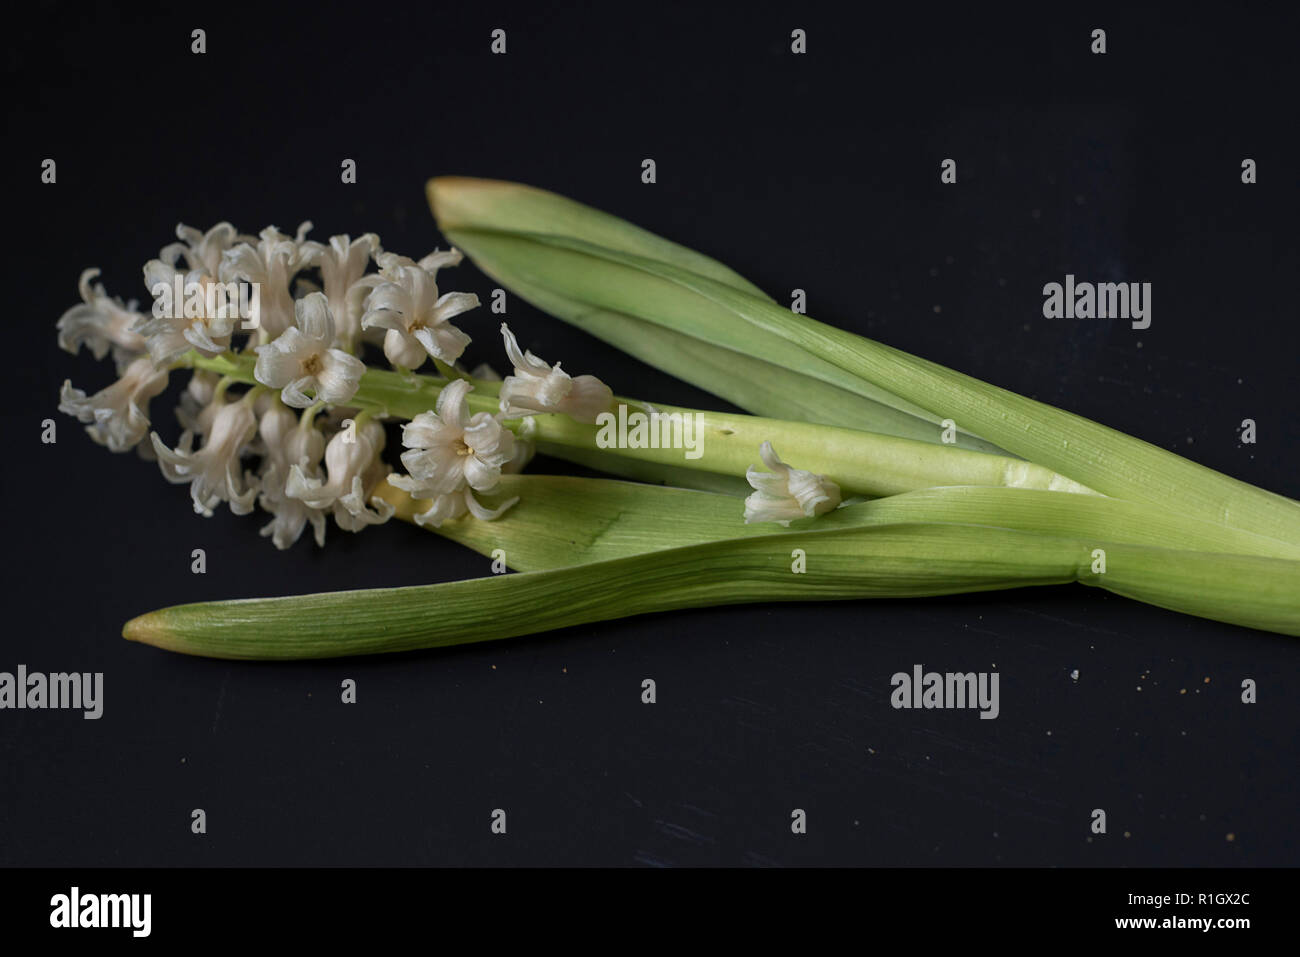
[[185, 351, 1096, 502]]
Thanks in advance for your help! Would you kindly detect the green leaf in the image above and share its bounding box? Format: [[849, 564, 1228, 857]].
[[378, 475, 1300, 570], [429, 178, 1007, 454], [123, 520, 1300, 659], [428, 178, 1300, 550], [428, 176, 771, 297]]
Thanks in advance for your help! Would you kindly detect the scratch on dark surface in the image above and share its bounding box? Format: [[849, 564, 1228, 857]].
[[836, 677, 884, 700], [211, 669, 229, 736], [633, 851, 672, 867], [723, 695, 774, 712], [654, 819, 717, 846], [915, 609, 1005, 640], [1014, 607, 1128, 639], [907, 727, 1030, 769], [865, 759, 1064, 825], [963, 622, 1009, 639]]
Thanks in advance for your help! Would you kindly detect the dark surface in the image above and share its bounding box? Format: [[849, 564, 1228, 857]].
[[2, 2, 1297, 866]]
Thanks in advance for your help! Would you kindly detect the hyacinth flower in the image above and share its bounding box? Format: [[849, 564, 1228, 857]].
[[387, 378, 519, 527], [497, 322, 613, 423], [51, 193, 1300, 660], [253, 292, 366, 408], [743, 441, 842, 526]]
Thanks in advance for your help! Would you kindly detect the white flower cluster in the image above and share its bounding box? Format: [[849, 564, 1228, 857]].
[[382, 322, 615, 528], [56, 220, 616, 547]]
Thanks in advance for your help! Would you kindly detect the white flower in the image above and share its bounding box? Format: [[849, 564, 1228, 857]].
[[175, 370, 221, 434], [497, 323, 613, 423], [219, 223, 315, 337], [355, 249, 465, 350], [56, 269, 147, 370], [151, 397, 259, 517], [255, 403, 328, 549], [387, 379, 517, 526], [300, 233, 381, 350], [374, 248, 463, 278], [400, 487, 502, 527], [743, 441, 841, 525], [254, 293, 365, 408], [285, 419, 394, 530], [160, 222, 241, 277], [393, 380, 513, 494], [135, 263, 236, 365], [360, 263, 478, 369], [59, 355, 169, 453], [334, 457, 396, 532]]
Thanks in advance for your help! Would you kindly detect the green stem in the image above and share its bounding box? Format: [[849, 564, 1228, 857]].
[[432, 357, 471, 381], [300, 401, 327, 429], [187, 351, 1094, 502]]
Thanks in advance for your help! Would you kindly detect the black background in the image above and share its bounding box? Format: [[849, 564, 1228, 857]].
[[2, 1, 1297, 868]]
